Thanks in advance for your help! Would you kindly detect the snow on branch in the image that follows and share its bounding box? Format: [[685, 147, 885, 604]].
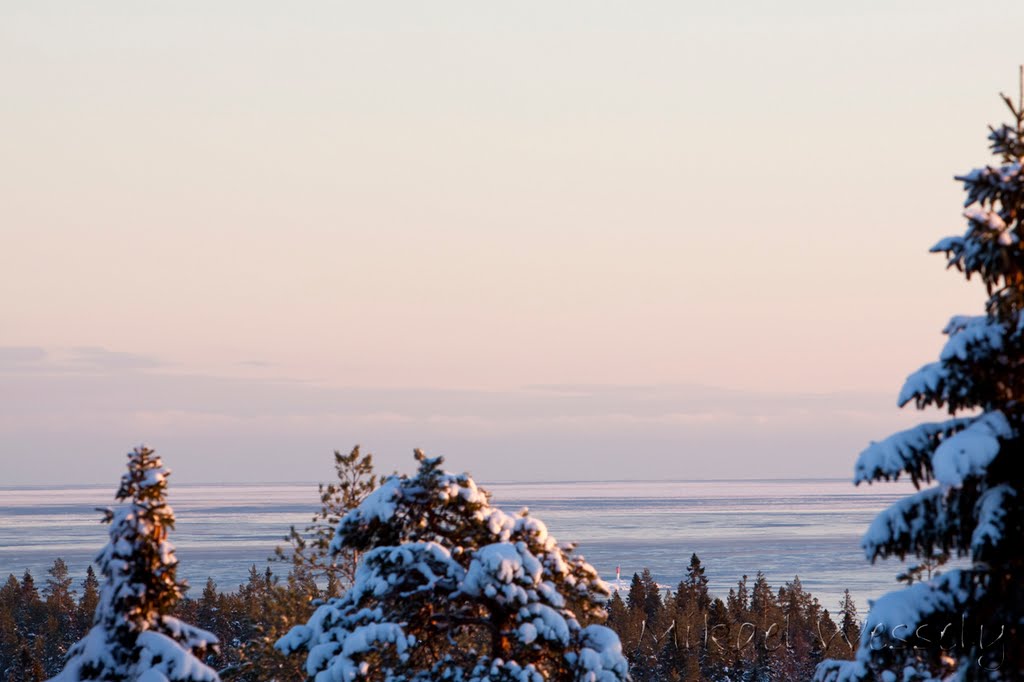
[[955, 162, 1024, 209], [971, 483, 1018, 561], [932, 411, 1012, 489], [898, 361, 950, 410], [939, 315, 1006, 361], [568, 625, 632, 682], [860, 569, 970, 652], [814, 570, 972, 682], [854, 418, 971, 486], [862, 487, 959, 562], [898, 316, 1012, 411]]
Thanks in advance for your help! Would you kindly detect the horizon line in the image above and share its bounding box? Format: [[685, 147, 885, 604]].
[[0, 475, 866, 492]]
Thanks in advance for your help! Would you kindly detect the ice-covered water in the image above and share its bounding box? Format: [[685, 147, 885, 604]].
[[0, 479, 921, 611]]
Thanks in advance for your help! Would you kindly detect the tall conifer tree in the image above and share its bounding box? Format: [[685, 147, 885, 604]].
[[273, 446, 379, 591], [50, 446, 220, 682], [44, 559, 76, 620], [817, 80, 1024, 681], [77, 568, 99, 634]]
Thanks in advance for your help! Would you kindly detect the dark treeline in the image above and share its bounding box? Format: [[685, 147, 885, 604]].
[[608, 558, 860, 681], [1, 553, 860, 682], [1, 557, 317, 682]]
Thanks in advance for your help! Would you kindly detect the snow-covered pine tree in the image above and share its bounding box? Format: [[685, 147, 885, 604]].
[[50, 446, 220, 682], [277, 450, 631, 682], [816, 83, 1024, 681]]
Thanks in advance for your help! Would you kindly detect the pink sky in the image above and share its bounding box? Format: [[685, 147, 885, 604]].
[[2, 1, 1021, 483]]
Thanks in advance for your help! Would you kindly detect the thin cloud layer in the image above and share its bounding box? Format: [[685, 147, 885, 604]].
[[0, 346, 921, 486]]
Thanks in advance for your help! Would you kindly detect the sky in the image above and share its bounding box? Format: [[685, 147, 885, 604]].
[[2, 1, 1023, 485]]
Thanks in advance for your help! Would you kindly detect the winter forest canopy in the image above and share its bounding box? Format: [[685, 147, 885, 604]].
[[5, 447, 862, 682]]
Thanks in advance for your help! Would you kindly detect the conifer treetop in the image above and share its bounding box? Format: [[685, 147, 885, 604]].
[[50, 446, 221, 682], [278, 451, 630, 682]]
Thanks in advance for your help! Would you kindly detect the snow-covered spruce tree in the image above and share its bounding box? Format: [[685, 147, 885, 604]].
[[277, 451, 630, 682], [50, 446, 220, 682], [816, 89, 1024, 681]]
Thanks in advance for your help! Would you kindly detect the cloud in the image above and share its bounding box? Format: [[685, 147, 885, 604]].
[[236, 359, 275, 368], [0, 346, 48, 370], [0, 370, 894, 422], [0, 353, 919, 485], [0, 346, 164, 375], [69, 347, 164, 371]]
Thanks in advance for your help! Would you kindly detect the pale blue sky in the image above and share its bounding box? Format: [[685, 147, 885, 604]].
[[2, 2, 1021, 483]]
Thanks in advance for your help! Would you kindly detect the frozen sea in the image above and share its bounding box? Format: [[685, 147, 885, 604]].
[[0, 479, 921, 612]]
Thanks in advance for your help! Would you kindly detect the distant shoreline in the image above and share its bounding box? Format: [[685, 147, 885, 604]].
[[0, 476, 859, 491]]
